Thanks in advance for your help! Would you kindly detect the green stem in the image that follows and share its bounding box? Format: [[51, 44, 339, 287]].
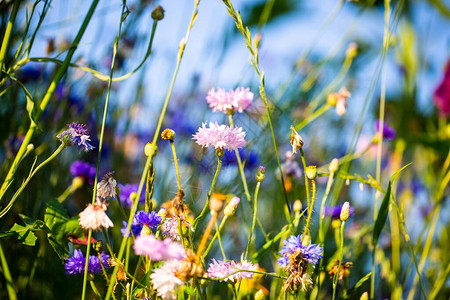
[[299, 149, 310, 206], [203, 216, 228, 258], [215, 220, 227, 260], [244, 181, 260, 260], [0, 242, 17, 300], [193, 156, 222, 230], [303, 180, 316, 241], [332, 221, 345, 300], [0, 0, 99, 203], [0, 0, 20, 79], [0, 144, 65, 218], [318, 171, 335, 243], [295, 105, 331, 131]]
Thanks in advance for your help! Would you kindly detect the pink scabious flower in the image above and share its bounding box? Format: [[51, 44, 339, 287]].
[[133, 235, 185, 261], [434, 59, 450, 115], [162, 217, 192, 241], [206, 87, 253, 114], [207, 259, 257, 282], [193, 122, 246, 151], [79, 200, 113, 231], [150, 260, 184, 300]]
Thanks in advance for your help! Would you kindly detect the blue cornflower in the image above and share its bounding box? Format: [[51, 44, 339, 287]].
[[121, 210, 162, 237], [70, 160, 96, 185], [64, 249, 110, 275], [324, 204, 354, 220], [57, 122, 94, 151], [118, 183, 145, 208], [222, 148, 259, 170], [278, 235, 323, 268], [375, 120, 396, 141]]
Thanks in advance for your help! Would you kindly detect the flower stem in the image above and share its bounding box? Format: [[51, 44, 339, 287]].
[[170, 141, 182, 191], [203, 216, 228, 258], [318, 170, 335, 243], [244, 181, 260, 260], [0, 241, 17, 300], [0, 0, 20, 80], [196, 212, 218, 261], [303, 180, 316, 241], [214, 220, 227, 260], [332, 220, 345, 300]]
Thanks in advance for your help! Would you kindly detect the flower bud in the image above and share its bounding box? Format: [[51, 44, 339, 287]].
[[340, 201, 350, 222], [256, 166, 266, 182], [293, 200, 302, 213], [305, 165, 317, 180], [209, 193, 226, 212], [145, 142, 157, 157], [290, 126, 303, 154], [329, 158, 339, 173], [255, 289, 265, 300], [93, 241, 103, 253], [72, 176, 84, 189], [130, 192, 137, 203], [161, 128, 176, 141], [215, 147, 225, 157], [158, 208, 166, 220], [224, 197, 240, 217], [141, 224, 151, 236], [26, 144, 34, 152], [332, 219, 341, 229], [346, 42, 358, 59], [151, 5, 165, 21], [360, 292, 369, 300], [327, 93, 338, 106]]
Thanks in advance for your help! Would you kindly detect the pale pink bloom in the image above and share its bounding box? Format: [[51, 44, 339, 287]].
[[224, 196, 240, 217], [207, 259, 257, 282], [206, 87, 253, 114], [150, 260, 184, 300], [334, 87, 351, 116], [133, 235, 185, 261], [79, 201, 113, 231], [193, 122, 246, 151]]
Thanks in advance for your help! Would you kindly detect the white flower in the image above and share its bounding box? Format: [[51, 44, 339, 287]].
[[79, 201, 113, 231], [150, 260, 184, 300]]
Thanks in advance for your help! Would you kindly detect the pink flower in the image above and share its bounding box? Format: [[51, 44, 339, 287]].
[[193, 122, 246, 151], [207, 259, 257, 282], [150, 260, 184, 300], [434, 60, 450, 115], [79, 200, 113, 231], [206, 87, 253, 114], [133, 235, 185, 261]]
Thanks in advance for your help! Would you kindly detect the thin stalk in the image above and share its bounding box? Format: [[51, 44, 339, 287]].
[[318, 170, 336, 243], [203, 216, 228, 258], [214, 221, 227, 260], [82, 4, 125, 299], [170, 141, 182, 190], [0, 0, 99, 203], [299, 149, 310, 206], [196, 212, 218, 261], [303, 179, 316, 241], [0, 242, 17, 300], [244, 181, 260, 260], [0, 0, 20, 78], [332, 221, 345, 300], [0, 144, 65, 218], [193, 156, 222, 230], [295, 105, 331, 131]]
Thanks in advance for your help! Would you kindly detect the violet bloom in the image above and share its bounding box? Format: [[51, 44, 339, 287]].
[[206, 87, 254, 114], [324, 204, 354, 220], [133, 235, 185, 261], [57, 122, 94, 151], [118, 183, 145, 208], [65, 249, 110, 275], [278, 235, 323, 268], [193, 122, 246, 151], [207, 259, 257, 282], [121, 210, 162, 237], [434, 60, 450, 115], [375, 120, 396, 141], [70, 161, 96, 185]]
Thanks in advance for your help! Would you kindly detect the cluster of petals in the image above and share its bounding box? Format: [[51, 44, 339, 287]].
[[375, 120, 396, 141], [79, 200, 113, 231], [57, 122, 94, 152], [133, 234, 185, 261], [278, 234, 323, 268], [206, 87, 253, 114], [193, 122, 246, 151], [64, 249, 110, 275], [433, 60, 450, 115], [207, 259, 257, 282], [161, 216, 192, 241], [97, 172, 117, 199], [150, 260, 184, 300], [121, 210, 162, 237]]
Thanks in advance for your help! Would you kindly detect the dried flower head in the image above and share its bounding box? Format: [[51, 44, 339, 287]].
[[175, 249, 204, 281], [79, 200, 113, 231], [290, 126, 303, 154], [57, 122, 94, 151], [206, 87, 254, 114], [328, 259, 353, 282], [327, 87, 351, 116], [193, 122, 246, 151], [97, 172, 117, 199]]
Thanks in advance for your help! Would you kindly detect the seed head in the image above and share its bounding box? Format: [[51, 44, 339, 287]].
[[340, 201, 351, 222]]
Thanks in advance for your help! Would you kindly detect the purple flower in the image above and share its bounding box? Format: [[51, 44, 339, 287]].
[[70, 161, 96, 185], [222, 148, 259, 170], [121, 210, 162, 237], [118, 183, 145, 208], [162, 217, 193, 241], [277, 235, 323, 269], [133, 235, 185, 261], [57, 122, 94, 151], [207, 259, 257, 282], [434, 60, 450, 115], [375, 120, 396, 141], [324, 204, 354, 220], [193, 122, 246, 151], [64, 249, 110, 275], [206, 87, 254, 114]]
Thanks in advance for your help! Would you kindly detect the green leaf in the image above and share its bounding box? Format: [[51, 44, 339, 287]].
[[347, 272, 372, 295], [9, 223, 37, 246], [372, 163, 412, 247], [44, 198, 69, 230]]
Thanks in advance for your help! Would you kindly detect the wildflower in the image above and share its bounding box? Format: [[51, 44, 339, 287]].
[[161, 128, 176, 141], [207, 259, 257, 282], [176, 249, 204, 281], [433, 60, 450, 115], [121, 210, 162, 237], [224, 197, 240, 217], [162, 216, 192, 241], [79, 200, 113, 231], [375, 120, 396, 141], [97, 172, 117, 199], [133, 235, 185, 261], [206, 87, 253, 114], [278, 235, 323, 268], [70, 160, 96, 185], [279, 152, 302, 179], [324, 204, 354, 220], [57, 122, 94, 151], [64, 249, 110, 275], [118, 183, 145, 208], [328, 260, 353, 283], [193, 122, 246, 151], [289, 126, 303, 154], [327, 87, 351, 116], [150, 260, 184, 300], [222, 148, 259, 170]]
